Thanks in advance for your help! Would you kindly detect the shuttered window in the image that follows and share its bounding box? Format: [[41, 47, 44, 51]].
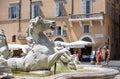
[[83, 25, 89, 33], [81, 0, 92, 14], [9, 4, 19, 19], [55, 1, 64, 17], [32, 2, 40, 18], [54, 26, 64, 35]]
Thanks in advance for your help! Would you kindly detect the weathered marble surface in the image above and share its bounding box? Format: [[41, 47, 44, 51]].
[[8, 16, 77, 71], [0, 29, 14, 78], [0, 29, 11, 59]]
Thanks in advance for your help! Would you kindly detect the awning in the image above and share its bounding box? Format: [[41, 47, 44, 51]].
[[55, 40, 94, 48], [8, 44, 30, 53]]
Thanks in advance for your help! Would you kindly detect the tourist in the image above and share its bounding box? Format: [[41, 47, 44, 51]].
[[103, 46, 110, 67], [75, 51, 81, 61], [96, 48, 102, 65]]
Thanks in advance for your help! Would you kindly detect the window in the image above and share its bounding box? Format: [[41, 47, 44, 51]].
[[86, 1, 90, 14], [12, 35, 16, 42], [54, 37, 64, 42], [116, 0, 120, 4], [82, 37, 92, 42], [32, 2, 40, 18], [55, 1, 64, 16], [9, 4, 19, 19], [83, 25, 89, 33], [54, 26, 64, 35], [81, 0, 92, 14]]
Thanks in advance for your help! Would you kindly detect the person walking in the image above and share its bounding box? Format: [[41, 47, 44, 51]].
[[75, 51, 82, 61], [104, 46, 110, 66], [96, 48, 102, 65]]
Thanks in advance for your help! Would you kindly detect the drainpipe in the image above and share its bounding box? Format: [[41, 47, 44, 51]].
[[18, 0, 21, 32], [30, 0, 32, 19], [71, 0, 74, 14]]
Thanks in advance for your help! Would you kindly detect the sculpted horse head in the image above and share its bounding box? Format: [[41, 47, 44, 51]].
[[26, 16, 55, 46]]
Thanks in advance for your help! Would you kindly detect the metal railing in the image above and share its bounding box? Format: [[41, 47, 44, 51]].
[[45, 30, 67, 36], [69, 13, 104, 20]]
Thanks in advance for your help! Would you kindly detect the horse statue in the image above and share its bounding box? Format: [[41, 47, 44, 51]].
[[7, 16, 77, 71]]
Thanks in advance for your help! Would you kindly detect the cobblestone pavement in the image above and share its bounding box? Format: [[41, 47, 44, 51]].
[[82, 60, 120, 79], [105, 60, 120, 79]]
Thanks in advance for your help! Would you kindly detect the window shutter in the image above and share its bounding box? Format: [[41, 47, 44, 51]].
[[59, 1, 64, 16], [55, 27, 58, 35], [8, 7, 11, 19], [34, 3, 40, 18], [32, 3, 34, 18], [61, 26, 63, 35], [81, 0, 86, 14], [16, 5, 19, 19], [90, 0, 92, 13], [55, 1, 59, 16]]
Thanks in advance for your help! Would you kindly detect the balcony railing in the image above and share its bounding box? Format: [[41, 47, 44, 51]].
[[45, 30, 67, 37], [17, 35, 26, 40], [69, 13, 104, 21]]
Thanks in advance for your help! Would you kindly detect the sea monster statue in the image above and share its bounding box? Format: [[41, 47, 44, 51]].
[[7, 16, 77, 71]]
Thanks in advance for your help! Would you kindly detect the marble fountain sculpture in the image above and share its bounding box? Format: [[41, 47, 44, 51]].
[[7, 16, 77, 72], [0, 16, 119, 79]]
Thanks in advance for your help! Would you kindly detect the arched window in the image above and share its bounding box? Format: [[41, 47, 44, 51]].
[[82, 37, 92, 42], [54, 37, 64, 42], [12, 35, 16, 42]]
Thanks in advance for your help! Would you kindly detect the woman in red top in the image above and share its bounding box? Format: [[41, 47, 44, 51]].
[[96, 48, 102, 65]]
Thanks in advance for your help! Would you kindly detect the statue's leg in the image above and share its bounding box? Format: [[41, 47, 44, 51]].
[[59, 49, 77, 70], [60, 50, 72, 63], [48, 49, 66, 67]]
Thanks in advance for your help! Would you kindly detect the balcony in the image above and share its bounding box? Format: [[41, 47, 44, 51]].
[[17, 35, 26, 40], [45, 30, 67, 37], [69, 13, 104, 26]]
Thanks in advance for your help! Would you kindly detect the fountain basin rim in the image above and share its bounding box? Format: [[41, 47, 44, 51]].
[[44, 66, 119, 79]]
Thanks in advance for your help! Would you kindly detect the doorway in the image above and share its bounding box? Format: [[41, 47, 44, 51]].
[[81, 46, 92, 62]]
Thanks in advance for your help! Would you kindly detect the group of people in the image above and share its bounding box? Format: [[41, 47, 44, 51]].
[[96, 46, 110, 66]]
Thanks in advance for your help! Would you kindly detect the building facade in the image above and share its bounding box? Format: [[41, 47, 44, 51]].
[[0, 0, 119, 59], [106, 0, 120, 59]]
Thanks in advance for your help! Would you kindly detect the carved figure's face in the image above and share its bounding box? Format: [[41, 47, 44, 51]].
[[31, 16, 56, 32]]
